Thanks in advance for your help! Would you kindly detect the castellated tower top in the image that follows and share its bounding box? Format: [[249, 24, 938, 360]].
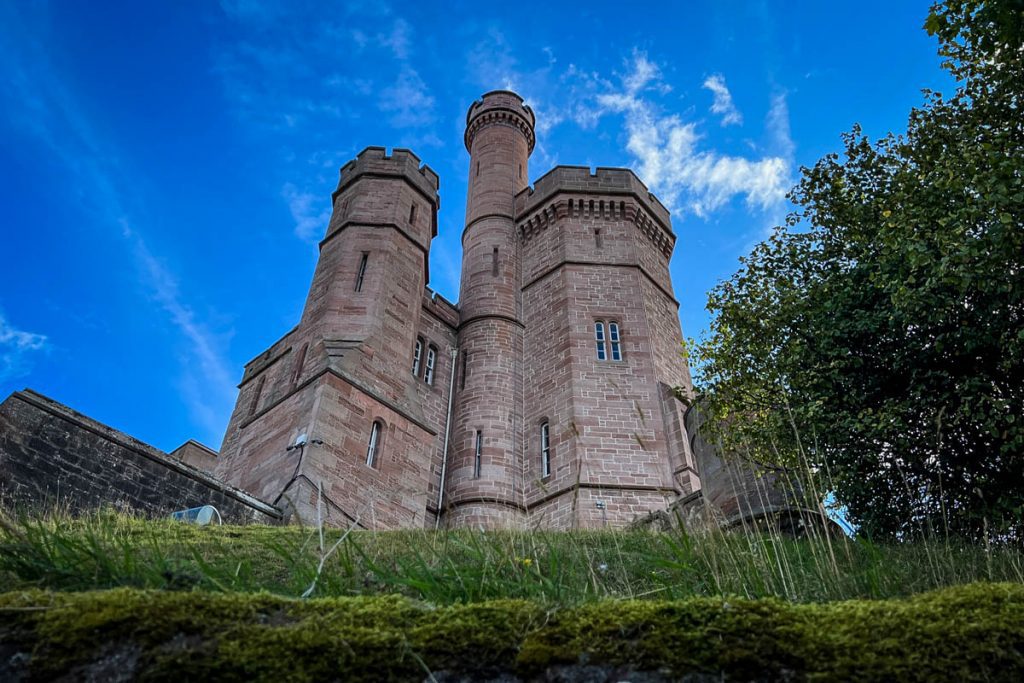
[[334, 146, 440, 199], [464, 90, 536, 154]]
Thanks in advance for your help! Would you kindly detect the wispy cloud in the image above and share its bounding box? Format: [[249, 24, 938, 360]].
[[282, 183, 332, 243], [0, 311, 48, 382], [702, 74, 743, 126], [379, 66, 436, 128], [594, 52, 790, 216], [0, 3, 236, 443]]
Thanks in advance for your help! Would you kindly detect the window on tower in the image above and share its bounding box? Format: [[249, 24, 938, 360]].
[[540, 421, 551, 478], [355, 252, 369, 292], [595, 321, 624, 362], [609, 322, 622, 361], [425, 345, 437, 385], [474, 431, 482, 478], [595, 322, 607, 361], [413, 337, 424, 376], [366, 420, 383, 468]]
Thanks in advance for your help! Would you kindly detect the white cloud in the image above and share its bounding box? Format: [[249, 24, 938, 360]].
[[766, 91, 794, 159], [702, 74, 743, 126], [283, 183, 331, 243], [379, 66, 436, 128], [0, 312, 48, 381], [595, 53, 790, 216], [378, 18, 411, 60]]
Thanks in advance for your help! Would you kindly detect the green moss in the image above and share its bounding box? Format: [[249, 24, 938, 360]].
[[3, 583, 1024, 681]]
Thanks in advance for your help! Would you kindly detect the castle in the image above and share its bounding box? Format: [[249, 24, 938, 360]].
[[210, 90, 700, 529], [5, 90, 798, 531]]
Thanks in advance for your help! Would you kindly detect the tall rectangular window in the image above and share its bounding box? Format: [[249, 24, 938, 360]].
[[609, 322, 622, 361], [541, 422, 551, 478], [409, 203, 417, 224], [491, 247, 499, 277], [354, 252, 369, 292], [460, 351, 468, 390], [366, 420, 382, 467], [474, 431, 482, 478], [595, 228, 603, 249], [595, 322, 607, 361], [412, 337, 423, 376], [425, 346, 437, 385]]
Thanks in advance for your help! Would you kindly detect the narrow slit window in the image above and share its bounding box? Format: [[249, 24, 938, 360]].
[[595, 322, 607, 361], [518, 163, 523, 179], [476, 161, 480, 177], [609, 322, 622, 361], [425, 345, 437, 385], [491, 247, 499, 277], [474, 431, 482, 478], [460, 351, 468, 390], [412, 337, 423, 376], [595, 228, 603, 249], [541, 422, 551, 478], [409, 203, 417, 224], [365, 420, 382, 467], [355, 252, 369, 292]]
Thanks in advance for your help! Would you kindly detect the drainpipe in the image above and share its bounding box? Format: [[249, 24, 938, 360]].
[[435, 346, 458, 528]]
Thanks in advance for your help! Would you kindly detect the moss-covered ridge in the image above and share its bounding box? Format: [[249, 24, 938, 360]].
[[2, 583, 1022, 681]]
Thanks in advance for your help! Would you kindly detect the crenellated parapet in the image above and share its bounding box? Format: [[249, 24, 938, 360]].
[[514, 166, 674, 257], [464, 90, 536, 154], [333, 146, 440, 206]]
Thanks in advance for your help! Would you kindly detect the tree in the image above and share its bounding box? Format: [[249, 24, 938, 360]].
[[694, 0, 1024, 540]]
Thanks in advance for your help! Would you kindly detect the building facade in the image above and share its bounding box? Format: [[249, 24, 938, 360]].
[[214, 90, 700, 529]]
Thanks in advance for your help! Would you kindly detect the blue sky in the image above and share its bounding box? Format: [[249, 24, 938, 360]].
[[0, 0, 953, 452]]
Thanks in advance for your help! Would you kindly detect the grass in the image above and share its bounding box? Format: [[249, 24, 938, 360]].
[[1, 508, 1022, 606]]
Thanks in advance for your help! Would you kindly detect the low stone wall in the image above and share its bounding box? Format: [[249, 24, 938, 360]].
[[0, 390, 281, 524]]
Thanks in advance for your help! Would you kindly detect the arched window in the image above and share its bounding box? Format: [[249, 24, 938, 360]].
[[540, 422, 551, 478], [425, 345, 437, 385], [595, 321, 607, 361], [412, 337, 423, 376], [365, 420, 383, 468], [609, 322, 622, 361]]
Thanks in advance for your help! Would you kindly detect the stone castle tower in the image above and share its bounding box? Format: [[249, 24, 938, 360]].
[[214, 90, 700, 529]]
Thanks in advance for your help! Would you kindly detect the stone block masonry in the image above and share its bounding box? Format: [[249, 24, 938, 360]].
[[0, 390, 280, 523]]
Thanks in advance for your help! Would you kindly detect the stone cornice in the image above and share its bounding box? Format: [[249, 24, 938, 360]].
[[516, 195, 674, 259], [464, 107, 536, 154]]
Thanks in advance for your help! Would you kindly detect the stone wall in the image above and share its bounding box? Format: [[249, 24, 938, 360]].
[[0, 389, 281, 524]]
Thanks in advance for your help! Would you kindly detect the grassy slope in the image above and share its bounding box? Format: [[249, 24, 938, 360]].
[[1, 512, 1022, 604]]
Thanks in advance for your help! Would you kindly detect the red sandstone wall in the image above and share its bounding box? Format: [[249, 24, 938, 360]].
[[516, 167, 690, 527]]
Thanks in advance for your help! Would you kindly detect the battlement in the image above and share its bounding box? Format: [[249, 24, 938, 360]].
[[515, 166, 672, 233], [334, 146, 440, 203], [464, 90, 536, 153]]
